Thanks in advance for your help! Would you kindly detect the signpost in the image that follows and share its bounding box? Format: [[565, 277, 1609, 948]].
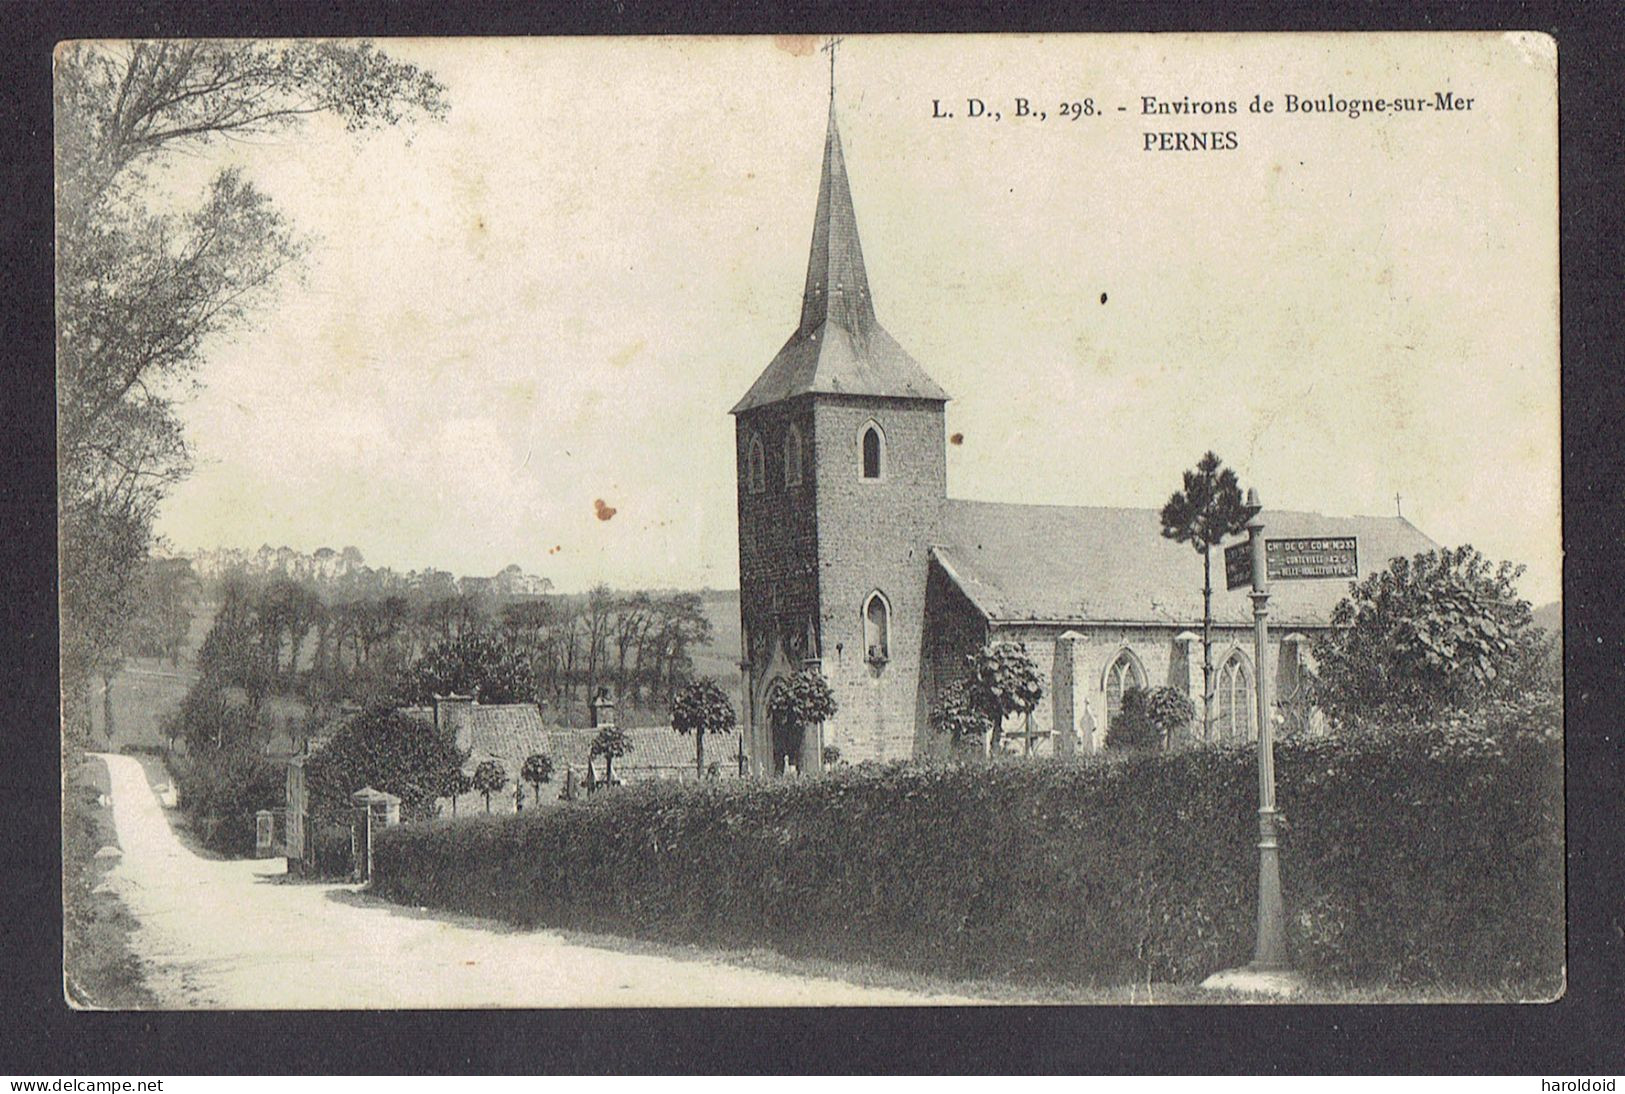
[[1207, 500, 1362, 994]]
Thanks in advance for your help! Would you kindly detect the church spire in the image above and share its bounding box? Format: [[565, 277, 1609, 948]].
[[798, 95, 876, 336]]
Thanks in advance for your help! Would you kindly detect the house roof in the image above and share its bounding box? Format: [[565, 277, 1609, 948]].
[[403, 702, 743, 778], [731, 102, 948, 414], [544, 725, 745, 776], [932, 500, 1437, 628]]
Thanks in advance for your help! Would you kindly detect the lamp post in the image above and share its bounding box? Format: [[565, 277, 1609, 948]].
[[1202, 486, 1299, 995], [1246, 489, 1288, 970]]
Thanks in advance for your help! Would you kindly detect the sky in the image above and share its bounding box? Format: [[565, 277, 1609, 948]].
[[143, 34, 1560, 602]]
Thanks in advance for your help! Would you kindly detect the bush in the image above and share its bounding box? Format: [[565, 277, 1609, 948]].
[[308, 822, 354, 879], [304, 706, 465, 824], [171, 749, 285, 856], [371, 706, 1561, 993], [1108, 686, 1198, 750]]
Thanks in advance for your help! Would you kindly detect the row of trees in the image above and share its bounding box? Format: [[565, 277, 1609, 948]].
[[169, 576, 716, 754]]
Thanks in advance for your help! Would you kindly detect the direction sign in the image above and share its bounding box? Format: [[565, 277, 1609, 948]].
[[1224, 542, 1252, 591], [1266, 536, 1358, 581]]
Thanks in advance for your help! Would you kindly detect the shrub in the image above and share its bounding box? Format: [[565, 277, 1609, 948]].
[[1108, 686, 1198, 750], [171, 749, 285, 856], [304, 706, 465, 824], [670, 678, 737, 778], [372, 707, 1561, 993], [308, 822, 355, 879]]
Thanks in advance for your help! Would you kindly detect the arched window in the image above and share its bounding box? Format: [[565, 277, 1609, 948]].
[[1103, 649, 1145, 734], [860, 420, 884, 480], [1216, 652, 1255, 742], [862, 590, 890, 663], [784, 424, 804, 487], [746, 434, 766, 494]]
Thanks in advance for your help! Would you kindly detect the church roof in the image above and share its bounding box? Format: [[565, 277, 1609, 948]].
[[931, 500, 1438, 628], [731, 103, 948, 414]]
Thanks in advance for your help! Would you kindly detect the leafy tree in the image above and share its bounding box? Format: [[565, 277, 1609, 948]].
[[471, 760, 508, 814], [1105, 685, 1196, 751], [521, 753, 555, 806], [767, 667, 839, 770], [589, 726, 633, 785], [304, 707, 466, 823], [444, 770, 474, 817], [670, 678, 737, 778], [1310, 546, 1547, 730], [406, 632, 533, 704], [931, 676, 993, 755], [933, 642, 1045, 756], [55, 41, 445, 737], [1159, 452, 1254, 741]]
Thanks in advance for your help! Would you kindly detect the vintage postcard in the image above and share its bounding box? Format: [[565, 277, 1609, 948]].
[[58, 32, 1560, 1009]]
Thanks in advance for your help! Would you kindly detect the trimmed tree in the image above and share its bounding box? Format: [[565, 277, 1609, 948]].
[[1105, 685, 1197, 751], [444, 770, 473, 816], [767, 667, 838, 773], [521, 753, 554, 807], [670, 678, 737, 779], [471, 760, 507, 814], [1159, 452, 1254, 742], [589, 725, 633, 785], [933, 641, 1046, 757]]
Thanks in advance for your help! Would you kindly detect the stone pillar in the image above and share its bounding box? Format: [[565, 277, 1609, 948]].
[[1053, 631, 1087, 756], [254, 810, 275, 859]]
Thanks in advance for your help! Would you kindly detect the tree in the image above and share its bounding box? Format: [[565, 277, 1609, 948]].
[[1105, 685, 1196, 751], [932, 642, 1045, 756], [55, 41, 446, 737], [406, 632, 533, 704], [1310, 545, 1546, 730], [670, 678, 737, 779], [767, 668, 838, 771], [444, 770, 474, 817], [471, 760, 508, 814], [1159, 452, 1254, 741], [589, 725, 633, 785], [521, 753, 555, 807], [303, 707, 466, 823]]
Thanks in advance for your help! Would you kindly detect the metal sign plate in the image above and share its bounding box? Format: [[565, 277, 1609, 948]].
[[1266, 536, 1358, 580]]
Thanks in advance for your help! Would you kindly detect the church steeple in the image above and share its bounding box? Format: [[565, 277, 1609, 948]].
[[798, 101, 876, 336], [730, 75, 948, 416]]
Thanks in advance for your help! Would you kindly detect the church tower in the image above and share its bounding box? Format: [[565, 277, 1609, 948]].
[[732, 97, 949, 774]]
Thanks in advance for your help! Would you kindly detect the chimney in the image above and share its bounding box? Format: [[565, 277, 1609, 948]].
[[590, 689, 616, 729], [434, 693, 476, 754]]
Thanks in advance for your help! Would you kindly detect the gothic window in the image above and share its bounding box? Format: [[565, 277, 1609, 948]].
[[863, 590, 891, 663], [1216, 651, 1255, 742], [746, 434, 766, 494], [1104, 649, 1145, 735], [785, 424, 804, 487], [860, 420, 885, 480]]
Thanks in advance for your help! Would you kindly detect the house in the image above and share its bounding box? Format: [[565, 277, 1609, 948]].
[[731, 99, 1437, 774]]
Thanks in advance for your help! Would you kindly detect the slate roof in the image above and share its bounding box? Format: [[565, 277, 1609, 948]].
[[932, 500, 1437, 628], [403, 702, 743, 779], [543, 725, 745, 777], [731, 102, 948, 414]]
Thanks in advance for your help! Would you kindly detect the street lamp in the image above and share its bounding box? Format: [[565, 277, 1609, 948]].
[[1202, 486, 1300, 995]]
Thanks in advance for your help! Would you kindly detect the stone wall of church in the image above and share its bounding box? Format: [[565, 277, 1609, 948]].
[[811, 395, 947, 765], [736, 400, 822, 771], [987, 621, 1316, 753], [918, 561, 991, 759]]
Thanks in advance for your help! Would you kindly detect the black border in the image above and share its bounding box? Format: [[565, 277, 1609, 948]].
[[5, 0, 1623, 1076]]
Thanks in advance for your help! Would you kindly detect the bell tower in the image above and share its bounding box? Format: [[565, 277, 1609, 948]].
[[731, 84, 949, 773]]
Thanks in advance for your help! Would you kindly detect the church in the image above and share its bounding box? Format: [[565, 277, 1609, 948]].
[[731, 98, 1435, 774]]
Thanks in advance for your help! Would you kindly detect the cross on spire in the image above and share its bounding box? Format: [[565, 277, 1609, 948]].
[[822, 36, 843, 105], [1394, 492, 1403, 517]]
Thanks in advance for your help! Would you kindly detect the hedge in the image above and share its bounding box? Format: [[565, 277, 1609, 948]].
[[371, 712, 1562, 991]]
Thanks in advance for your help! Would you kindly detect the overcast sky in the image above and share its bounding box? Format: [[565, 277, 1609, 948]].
[[146, 33, 1560, 602]]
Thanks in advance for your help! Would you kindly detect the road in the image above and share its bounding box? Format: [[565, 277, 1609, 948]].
[[90, 752, 977, 1008]]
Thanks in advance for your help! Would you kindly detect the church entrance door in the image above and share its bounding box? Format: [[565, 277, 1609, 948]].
[[768, 691, 803, 776]]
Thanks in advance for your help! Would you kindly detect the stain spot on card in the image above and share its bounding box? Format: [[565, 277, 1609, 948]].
[[610, 338, 646, 369], [950, 432, 964, 446], [594, 499, 617, 522], [774, 35, 816, 57]]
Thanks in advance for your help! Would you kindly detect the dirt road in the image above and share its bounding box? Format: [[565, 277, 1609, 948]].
[[90, 752, 976, 1008]]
